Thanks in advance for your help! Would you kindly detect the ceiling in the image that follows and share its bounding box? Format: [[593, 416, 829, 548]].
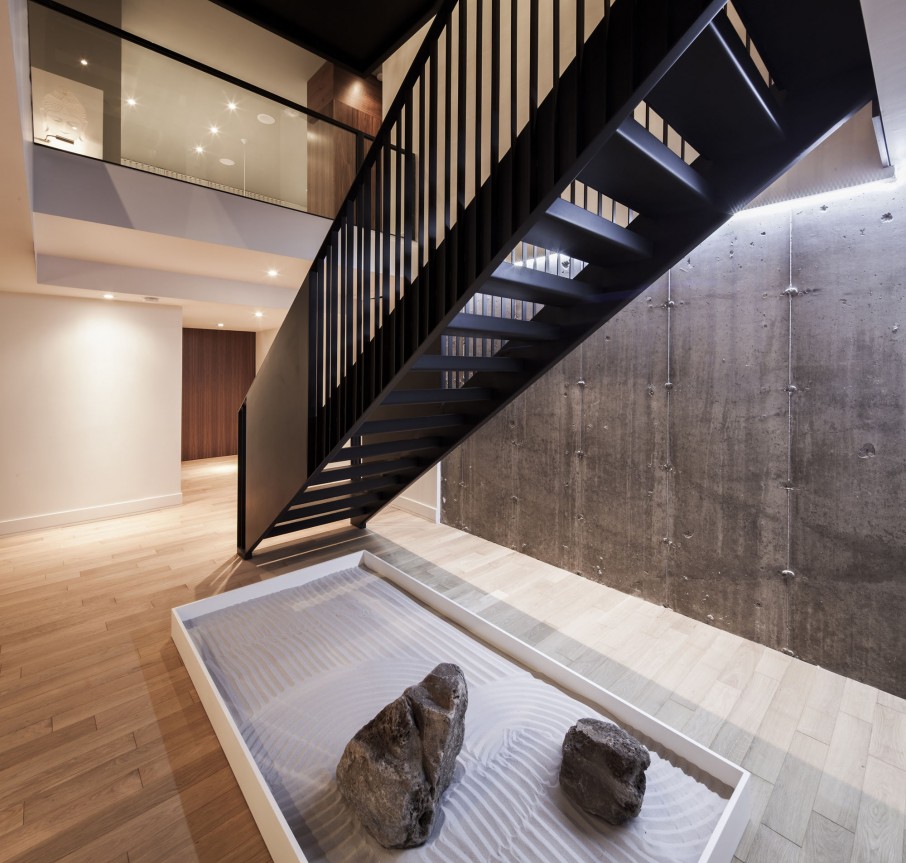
[[209, 0, 443, 75]]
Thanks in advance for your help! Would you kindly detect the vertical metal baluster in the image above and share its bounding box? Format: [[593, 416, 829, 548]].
[[510, 0, 518, 229], [428, 39, 439, 328], [474, 0, 483, 278], [577, 0, 584, 68], [457, 1, 467, 311], [363, 166, 373, 406], [418, 71, 427, 341], [395, 118, 404, 367], [308, 268, 317, 465], [445, 18, 453, 254], [382, 132, 392, 385], [345, 200, 354, 432], [404, 90, 415, 362]]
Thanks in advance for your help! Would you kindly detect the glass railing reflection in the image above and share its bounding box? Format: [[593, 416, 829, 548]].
[[28, 0, 370, 218]]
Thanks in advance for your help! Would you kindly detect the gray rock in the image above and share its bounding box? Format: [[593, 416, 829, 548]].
[[559, 717, 650, 825], [336, 663, 468, 848]]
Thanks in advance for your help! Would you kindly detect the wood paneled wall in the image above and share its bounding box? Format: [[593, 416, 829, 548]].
[[307, 62, 382, 218], [181, 328, 255, 461]]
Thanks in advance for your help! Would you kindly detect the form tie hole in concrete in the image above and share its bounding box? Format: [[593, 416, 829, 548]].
[[786, 384, 798, 394], [881, 212, 893, 222], [857, 443, 876, 459], [783, 286, 799, 297]]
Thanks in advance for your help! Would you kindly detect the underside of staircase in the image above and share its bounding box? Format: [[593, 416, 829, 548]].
[[238, 0, 876, 558]]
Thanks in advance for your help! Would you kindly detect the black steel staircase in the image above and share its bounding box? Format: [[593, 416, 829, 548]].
[[238, 0, 876, 557]]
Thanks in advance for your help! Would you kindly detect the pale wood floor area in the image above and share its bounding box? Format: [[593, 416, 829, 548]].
[[1, 457, 904, 863]]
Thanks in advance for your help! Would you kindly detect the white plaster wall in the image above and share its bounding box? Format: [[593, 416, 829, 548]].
[[394, 469, 440, 523], [122, 0, 323, 104], [0, 292, 183, 534], [256, 327, 279, 371]]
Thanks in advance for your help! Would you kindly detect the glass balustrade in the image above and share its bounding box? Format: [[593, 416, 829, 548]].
[[27, 1, 370, 218]]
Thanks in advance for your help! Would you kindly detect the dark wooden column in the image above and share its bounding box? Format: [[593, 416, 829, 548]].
[[182, 328, 256, 461], [307, 63, 382, 217]]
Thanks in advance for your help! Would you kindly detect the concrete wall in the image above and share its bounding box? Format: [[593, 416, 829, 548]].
[[0, 292, 183, 534], [442, 178, 906, 695]]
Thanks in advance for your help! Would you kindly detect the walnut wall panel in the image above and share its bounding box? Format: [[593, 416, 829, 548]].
[[182, 329, 256, 461]]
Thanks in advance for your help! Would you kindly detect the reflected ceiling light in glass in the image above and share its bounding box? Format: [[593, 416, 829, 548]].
[[209, 125, 219, 135], [194, 145, 204, 154], [126, 97, 137, 107], [103, 293, 114, 300], [219, 158, 235, 166], [267, 268, 279, 277], [79, 58, 88, 66], [257, 113, 276, 125], [217, 322, 225, 327], [254, 311, 264, 318], [227, 101, 238, 112]]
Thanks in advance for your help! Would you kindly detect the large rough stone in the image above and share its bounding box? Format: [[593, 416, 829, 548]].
[[559, 718, 650, 825], [336, 663, 468, 848]]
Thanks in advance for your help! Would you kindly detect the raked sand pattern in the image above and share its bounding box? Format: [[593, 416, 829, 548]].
[[186, 565, 729, 862]]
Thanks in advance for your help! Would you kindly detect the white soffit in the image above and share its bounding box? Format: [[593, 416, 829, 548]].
[[33, 214, 312, 289], [861, 0, 906, 168]]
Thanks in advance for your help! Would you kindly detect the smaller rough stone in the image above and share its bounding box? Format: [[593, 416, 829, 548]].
[[559, 718, 650, 825], [336, 664, 467, 848]]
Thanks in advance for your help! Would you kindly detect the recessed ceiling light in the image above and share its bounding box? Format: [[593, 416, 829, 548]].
[[194, 145, 204, 154], [257, 113, 275, 125], [209, 125, 219, 135], [126, 97, 137, 107], [219, 157, 235, 166], [217, 322, 224, 327], [266, 268, 279, 277], [103, 293, 114, 300], [254, 311, 264, 318], [79, 58, 88, 66], [227, 101, 238, 112]]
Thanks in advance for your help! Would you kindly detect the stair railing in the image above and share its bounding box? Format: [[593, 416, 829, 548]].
[[240, 0, 731, 554]]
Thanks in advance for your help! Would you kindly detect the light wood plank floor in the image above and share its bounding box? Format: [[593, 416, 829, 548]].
[[0, 456, 903, 863]]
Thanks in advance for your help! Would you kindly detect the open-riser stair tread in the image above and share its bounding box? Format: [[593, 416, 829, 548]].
[[445, 312, 561, 341], [414, 354, 526, 372], [336, 436, 447, 461], [577, 118, 715, 216], [382, 387, 495, 406], [483, 261, 603, 305], [524, 198, 654, 268], [290, 473, 419, 507], [358, 414, 471, 435], [241, 0, 876, 556], [647, 10, 784, 159], [731, 0, 873, 91]]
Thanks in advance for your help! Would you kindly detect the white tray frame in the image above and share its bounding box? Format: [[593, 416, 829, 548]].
[[172, 550, 751, 863]]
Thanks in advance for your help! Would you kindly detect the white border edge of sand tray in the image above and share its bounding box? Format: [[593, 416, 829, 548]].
[[170, 549, 752, 863]]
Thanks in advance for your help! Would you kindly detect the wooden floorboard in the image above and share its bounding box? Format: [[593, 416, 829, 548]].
[[0, 455, 902, 862]]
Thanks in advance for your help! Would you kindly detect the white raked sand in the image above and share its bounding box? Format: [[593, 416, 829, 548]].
[[186, 565, 729, 863]]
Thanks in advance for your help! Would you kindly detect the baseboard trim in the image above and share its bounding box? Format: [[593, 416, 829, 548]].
[[0, 492, 184, 536], [392, 494, 439, 522]]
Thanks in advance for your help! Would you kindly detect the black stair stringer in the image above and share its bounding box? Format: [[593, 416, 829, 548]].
[[241, 0, 732, 556], [239, 0, 877, 557], [451, 72, 876, 440]]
